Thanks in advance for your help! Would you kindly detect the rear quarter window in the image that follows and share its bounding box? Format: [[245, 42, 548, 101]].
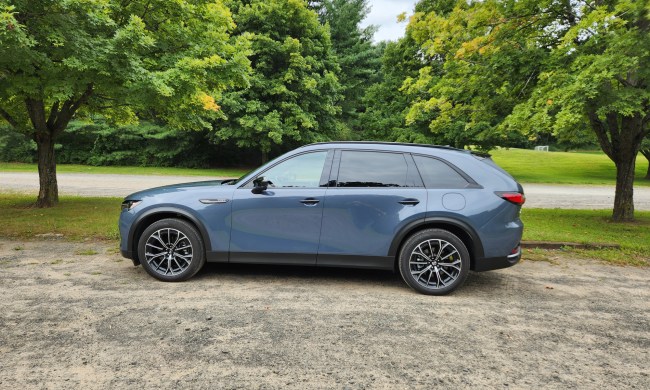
[[413, 155, 470, 189]]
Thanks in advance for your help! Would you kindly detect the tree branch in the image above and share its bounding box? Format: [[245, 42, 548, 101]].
[[587, 109, 614, 160], [0, 107, 19, 128], [52, 83, 94, 135], [47, 101, 60, 128]]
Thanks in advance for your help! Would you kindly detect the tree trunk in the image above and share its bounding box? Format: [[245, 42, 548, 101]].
[[34, 132, 58, 207], [587, 111, 645, 222], [261, 149, 269, 164], [612, 157, 636, 222]]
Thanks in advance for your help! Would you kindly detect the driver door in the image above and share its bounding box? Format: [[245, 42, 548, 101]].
[[229, 150, 332, 265]]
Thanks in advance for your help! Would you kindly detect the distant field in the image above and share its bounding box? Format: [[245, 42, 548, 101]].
[[491, 148, 649, 186], [0, 163, 247, 178], [1, 148, 649, 186]]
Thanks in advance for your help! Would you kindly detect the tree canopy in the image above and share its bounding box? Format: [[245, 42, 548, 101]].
[[214, 0, 341, 161], [402, 0, 650, 220], [0, 0, 250, 206]]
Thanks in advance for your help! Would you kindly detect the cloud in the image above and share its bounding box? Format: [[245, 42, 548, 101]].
[[361, 0, 418, 42]]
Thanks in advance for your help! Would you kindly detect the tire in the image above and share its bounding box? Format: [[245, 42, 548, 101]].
[[137, 218, 206, 282], [398, 229, 470, 295]]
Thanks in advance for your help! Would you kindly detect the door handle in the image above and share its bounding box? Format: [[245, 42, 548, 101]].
[[300, 198, 320, 206], [399, 198, 420, 206]]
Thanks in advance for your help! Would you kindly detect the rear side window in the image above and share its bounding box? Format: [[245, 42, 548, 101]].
[[337, 151, 408, 187], [413, 155, 469, 189]]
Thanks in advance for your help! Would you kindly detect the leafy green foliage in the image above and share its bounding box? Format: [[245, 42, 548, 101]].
[[214, 0, 342, 159], [403, 0, 650, 220], [0, 0, 250, 131], [0, 0, 251, 206], [315, 0, 382, 135]]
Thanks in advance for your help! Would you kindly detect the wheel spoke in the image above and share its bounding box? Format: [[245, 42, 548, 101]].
[[439, 250, 458, 261], [411, 265, 432, 278], [413, 247, 431, 261]]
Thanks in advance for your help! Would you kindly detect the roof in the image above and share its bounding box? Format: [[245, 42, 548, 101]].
[[303, 141, 491, 158]]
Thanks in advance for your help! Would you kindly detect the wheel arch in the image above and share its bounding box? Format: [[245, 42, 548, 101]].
[[128, 207, 211, 265], [389, 217, 484, 271]]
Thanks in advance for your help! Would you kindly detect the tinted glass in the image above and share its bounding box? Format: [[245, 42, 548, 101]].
[[413, 155, 469, 189], [263, 151, 327, 188], [337, 151, 408, 187]]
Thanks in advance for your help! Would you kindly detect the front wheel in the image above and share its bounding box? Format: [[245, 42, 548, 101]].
[[137, 218, 205, 282], [398, 229, 470, 295]]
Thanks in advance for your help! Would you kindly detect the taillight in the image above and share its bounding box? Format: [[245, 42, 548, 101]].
[[496, 191, 525, 206]]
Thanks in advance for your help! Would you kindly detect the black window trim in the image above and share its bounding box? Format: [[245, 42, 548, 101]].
[[410, 153, 482, 189]]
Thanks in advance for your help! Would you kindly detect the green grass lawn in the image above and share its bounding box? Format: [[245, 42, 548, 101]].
[[1, 194, 647, 266], [1, 148, 649, 186], [521, 208, 650, 266], [0, 162, 248, 178], [491, 148, 650, 186]]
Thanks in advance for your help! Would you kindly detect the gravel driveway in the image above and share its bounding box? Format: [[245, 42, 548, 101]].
[[1, 239, 648, 389], [2, 171, 650, 210]]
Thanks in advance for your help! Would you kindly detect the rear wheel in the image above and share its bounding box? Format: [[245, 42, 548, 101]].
[[398, 229, 470, 295], [137, 218, 205, 282]]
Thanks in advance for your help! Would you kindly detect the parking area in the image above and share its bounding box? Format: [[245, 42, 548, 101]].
[[0, 239, 648, 388]]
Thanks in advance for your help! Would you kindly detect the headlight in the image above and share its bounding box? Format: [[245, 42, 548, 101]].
[[121, 200, 142, 211]]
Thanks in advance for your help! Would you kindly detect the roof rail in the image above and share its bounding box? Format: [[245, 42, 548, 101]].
[[303, 141, 491, 157]]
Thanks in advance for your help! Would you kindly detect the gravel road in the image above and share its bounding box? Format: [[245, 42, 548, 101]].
[[2, 172, 650, 210], [0, 239, 648, 389]]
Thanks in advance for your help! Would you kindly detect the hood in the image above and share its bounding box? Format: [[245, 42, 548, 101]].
[[125, 180, 233, 200]]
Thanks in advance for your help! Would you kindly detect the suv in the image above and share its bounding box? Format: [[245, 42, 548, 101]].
[[119, 142, 524, 295]]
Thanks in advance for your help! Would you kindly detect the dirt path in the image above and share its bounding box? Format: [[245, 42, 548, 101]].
[[0, 239, 648, 388], [2, 171, 650, 210]]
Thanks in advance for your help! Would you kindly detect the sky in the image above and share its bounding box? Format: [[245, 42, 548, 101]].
[[360, 0, 419, 42]]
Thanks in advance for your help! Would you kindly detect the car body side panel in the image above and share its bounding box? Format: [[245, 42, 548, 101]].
[[229, 188, 327, 265], [318, 188, 428, 261]]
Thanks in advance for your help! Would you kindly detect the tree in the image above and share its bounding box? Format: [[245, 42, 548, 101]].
[[406, 0, 650, 221], [315, 0, 382, 134], [214, 0, 341, 162], [0, 0, 250, 207], [403, 0, 545, 150]]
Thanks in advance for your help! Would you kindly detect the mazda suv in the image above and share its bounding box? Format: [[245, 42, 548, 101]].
[[119, 142, 525, 295]]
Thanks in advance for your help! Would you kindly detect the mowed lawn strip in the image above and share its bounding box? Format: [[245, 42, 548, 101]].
[[0, 162, 248, 178], [1, 194, 648, 266], [490, 148, 650, 186], [1, 195, 121, 241], [521, 208, 650, 266], [1, 148, 649, 185]]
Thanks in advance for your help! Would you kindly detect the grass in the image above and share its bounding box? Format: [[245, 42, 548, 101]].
[[491, 148, 650, 186], [521, 208, 650, 266], [0, 194, 647, 266], [0, 162, 248, 178], [1, 148, 649, 186], [0, 194, 120, 241]]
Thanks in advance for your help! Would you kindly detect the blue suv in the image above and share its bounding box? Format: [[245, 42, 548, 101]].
[[119, 142, 524, 295]]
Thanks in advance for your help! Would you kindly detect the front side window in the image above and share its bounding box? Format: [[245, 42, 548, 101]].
[[337, 151, 408, 187], [413, 155, 470, 189], [261, 151, 327, 188]]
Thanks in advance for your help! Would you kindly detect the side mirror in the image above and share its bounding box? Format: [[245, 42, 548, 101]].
[[251, 176, 269, 194]]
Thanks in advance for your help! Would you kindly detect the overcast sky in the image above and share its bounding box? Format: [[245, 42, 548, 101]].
[[360, 0, 418, 42]]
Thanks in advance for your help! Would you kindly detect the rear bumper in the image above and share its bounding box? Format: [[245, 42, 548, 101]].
[[472, 247, 521, 271]]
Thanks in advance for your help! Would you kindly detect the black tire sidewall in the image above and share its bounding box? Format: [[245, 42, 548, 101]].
[[137, 218, 205, 282], [399, 229, 470, 295]]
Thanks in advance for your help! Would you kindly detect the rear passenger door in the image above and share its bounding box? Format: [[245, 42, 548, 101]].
[[318, 150, 427, 269]]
